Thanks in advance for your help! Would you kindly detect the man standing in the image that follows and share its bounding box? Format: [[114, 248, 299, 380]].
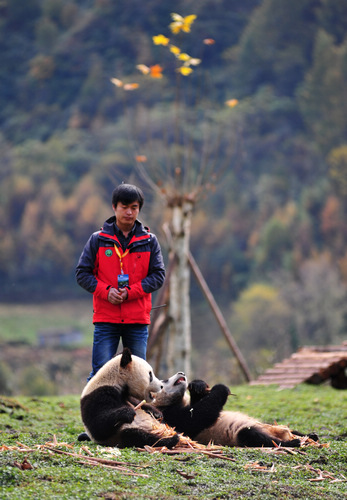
[[76, 183, 165, 379]]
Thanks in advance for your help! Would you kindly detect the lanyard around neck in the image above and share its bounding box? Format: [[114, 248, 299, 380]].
[[114, 245, 129, 274]]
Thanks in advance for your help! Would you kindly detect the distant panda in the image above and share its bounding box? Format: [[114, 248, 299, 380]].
[[80, 348, 179, 448], [153, 373, 319, 447]]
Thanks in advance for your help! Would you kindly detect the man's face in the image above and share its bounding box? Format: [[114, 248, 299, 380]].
[[113, 200, 140, 231]]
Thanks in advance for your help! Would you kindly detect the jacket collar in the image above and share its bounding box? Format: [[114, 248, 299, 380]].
[[99, 217, 150, 246], [101, 216, 148, 236]]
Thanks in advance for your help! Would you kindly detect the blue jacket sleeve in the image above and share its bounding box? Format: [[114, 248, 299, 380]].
[[75, 232, 100, 294], [141, 234, 165, 294]]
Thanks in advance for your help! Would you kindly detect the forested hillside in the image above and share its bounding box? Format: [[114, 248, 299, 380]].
[[1, 0, 347, 377]]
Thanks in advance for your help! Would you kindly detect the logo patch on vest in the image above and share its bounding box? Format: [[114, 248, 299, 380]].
[[105, 249, 113, 257]]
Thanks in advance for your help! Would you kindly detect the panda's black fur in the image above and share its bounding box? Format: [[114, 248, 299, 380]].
[[152, 372, 231, 439], [80, 348, 179, 448], [153, 374, 319, 447]]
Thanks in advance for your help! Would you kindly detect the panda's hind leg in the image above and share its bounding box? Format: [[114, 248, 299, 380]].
[[237, 426, 301, 448], [119, 428, 179, 449]]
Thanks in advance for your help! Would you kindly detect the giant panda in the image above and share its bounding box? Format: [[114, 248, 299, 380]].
[[153, 373, 319, 448], [80, 348, 179, 448]]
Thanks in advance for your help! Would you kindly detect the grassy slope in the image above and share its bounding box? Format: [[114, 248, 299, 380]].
[[0, 385, 346, 499], [0, 301, 93, 345]]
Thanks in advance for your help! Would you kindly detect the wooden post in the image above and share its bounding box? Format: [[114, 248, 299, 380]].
[[188, 251, 252, 382]]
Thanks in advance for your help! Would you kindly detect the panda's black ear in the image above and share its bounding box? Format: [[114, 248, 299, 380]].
[[120, 348, 132, 368]]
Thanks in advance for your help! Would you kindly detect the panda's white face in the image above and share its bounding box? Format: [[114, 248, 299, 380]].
[[162, 372, 187, 392], [152, 372, 188, 407], [81, 349, 163, 401], [116, 352, 163, 402]]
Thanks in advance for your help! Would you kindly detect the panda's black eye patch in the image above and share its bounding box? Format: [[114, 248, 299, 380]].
[[149, 371, 153, 383]]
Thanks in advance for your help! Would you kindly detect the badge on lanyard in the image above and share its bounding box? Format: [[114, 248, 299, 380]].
[[117, 273, 129, 288], [114, 245, 129, 288]]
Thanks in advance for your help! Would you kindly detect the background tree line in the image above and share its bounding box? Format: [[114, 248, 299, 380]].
[[1, 0, 347, 380]]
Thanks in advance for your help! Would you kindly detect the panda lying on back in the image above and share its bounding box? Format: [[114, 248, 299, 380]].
[[153, 373, 319, 447]]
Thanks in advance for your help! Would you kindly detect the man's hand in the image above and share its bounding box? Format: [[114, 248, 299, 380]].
[[107, 287, 128, 304]]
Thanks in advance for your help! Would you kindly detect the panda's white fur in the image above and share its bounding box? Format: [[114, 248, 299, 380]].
[[81, 348, 161, 401], [80, 349, 179, 448], [153, 373, 318, 448]]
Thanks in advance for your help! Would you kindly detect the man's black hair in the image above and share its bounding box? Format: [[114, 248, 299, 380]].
[[112, 184, 144, 210]]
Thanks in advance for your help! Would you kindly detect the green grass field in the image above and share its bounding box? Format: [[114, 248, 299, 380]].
[[0, 300, 93, 345], [0, 384, 346, 499]]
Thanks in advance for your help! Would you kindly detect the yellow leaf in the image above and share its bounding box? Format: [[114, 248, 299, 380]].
[[177, 66, 193, 76], [170, 23, 182, 34], [178, 52, 190, 61], [182, 14, 197, 32], [170, 12, 184, 33], [153, 34, 170, 46], [169, 45, 181, 55], [110, 77, 123, 87], [169, 13, 197, 34]]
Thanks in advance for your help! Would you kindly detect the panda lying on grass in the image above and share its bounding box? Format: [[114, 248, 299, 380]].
[[79, 348, 318, 448], [153, 372, 319, 448], [79, 348, 232, 448]]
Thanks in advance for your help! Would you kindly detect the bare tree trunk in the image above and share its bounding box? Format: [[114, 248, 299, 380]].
[[166, 199, 194, 378]]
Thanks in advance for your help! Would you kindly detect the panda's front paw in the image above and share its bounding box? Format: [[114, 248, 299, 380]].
[[188, 380, 210, 405], [188, 380, 209, 397], [210, 384, 231, 405]]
